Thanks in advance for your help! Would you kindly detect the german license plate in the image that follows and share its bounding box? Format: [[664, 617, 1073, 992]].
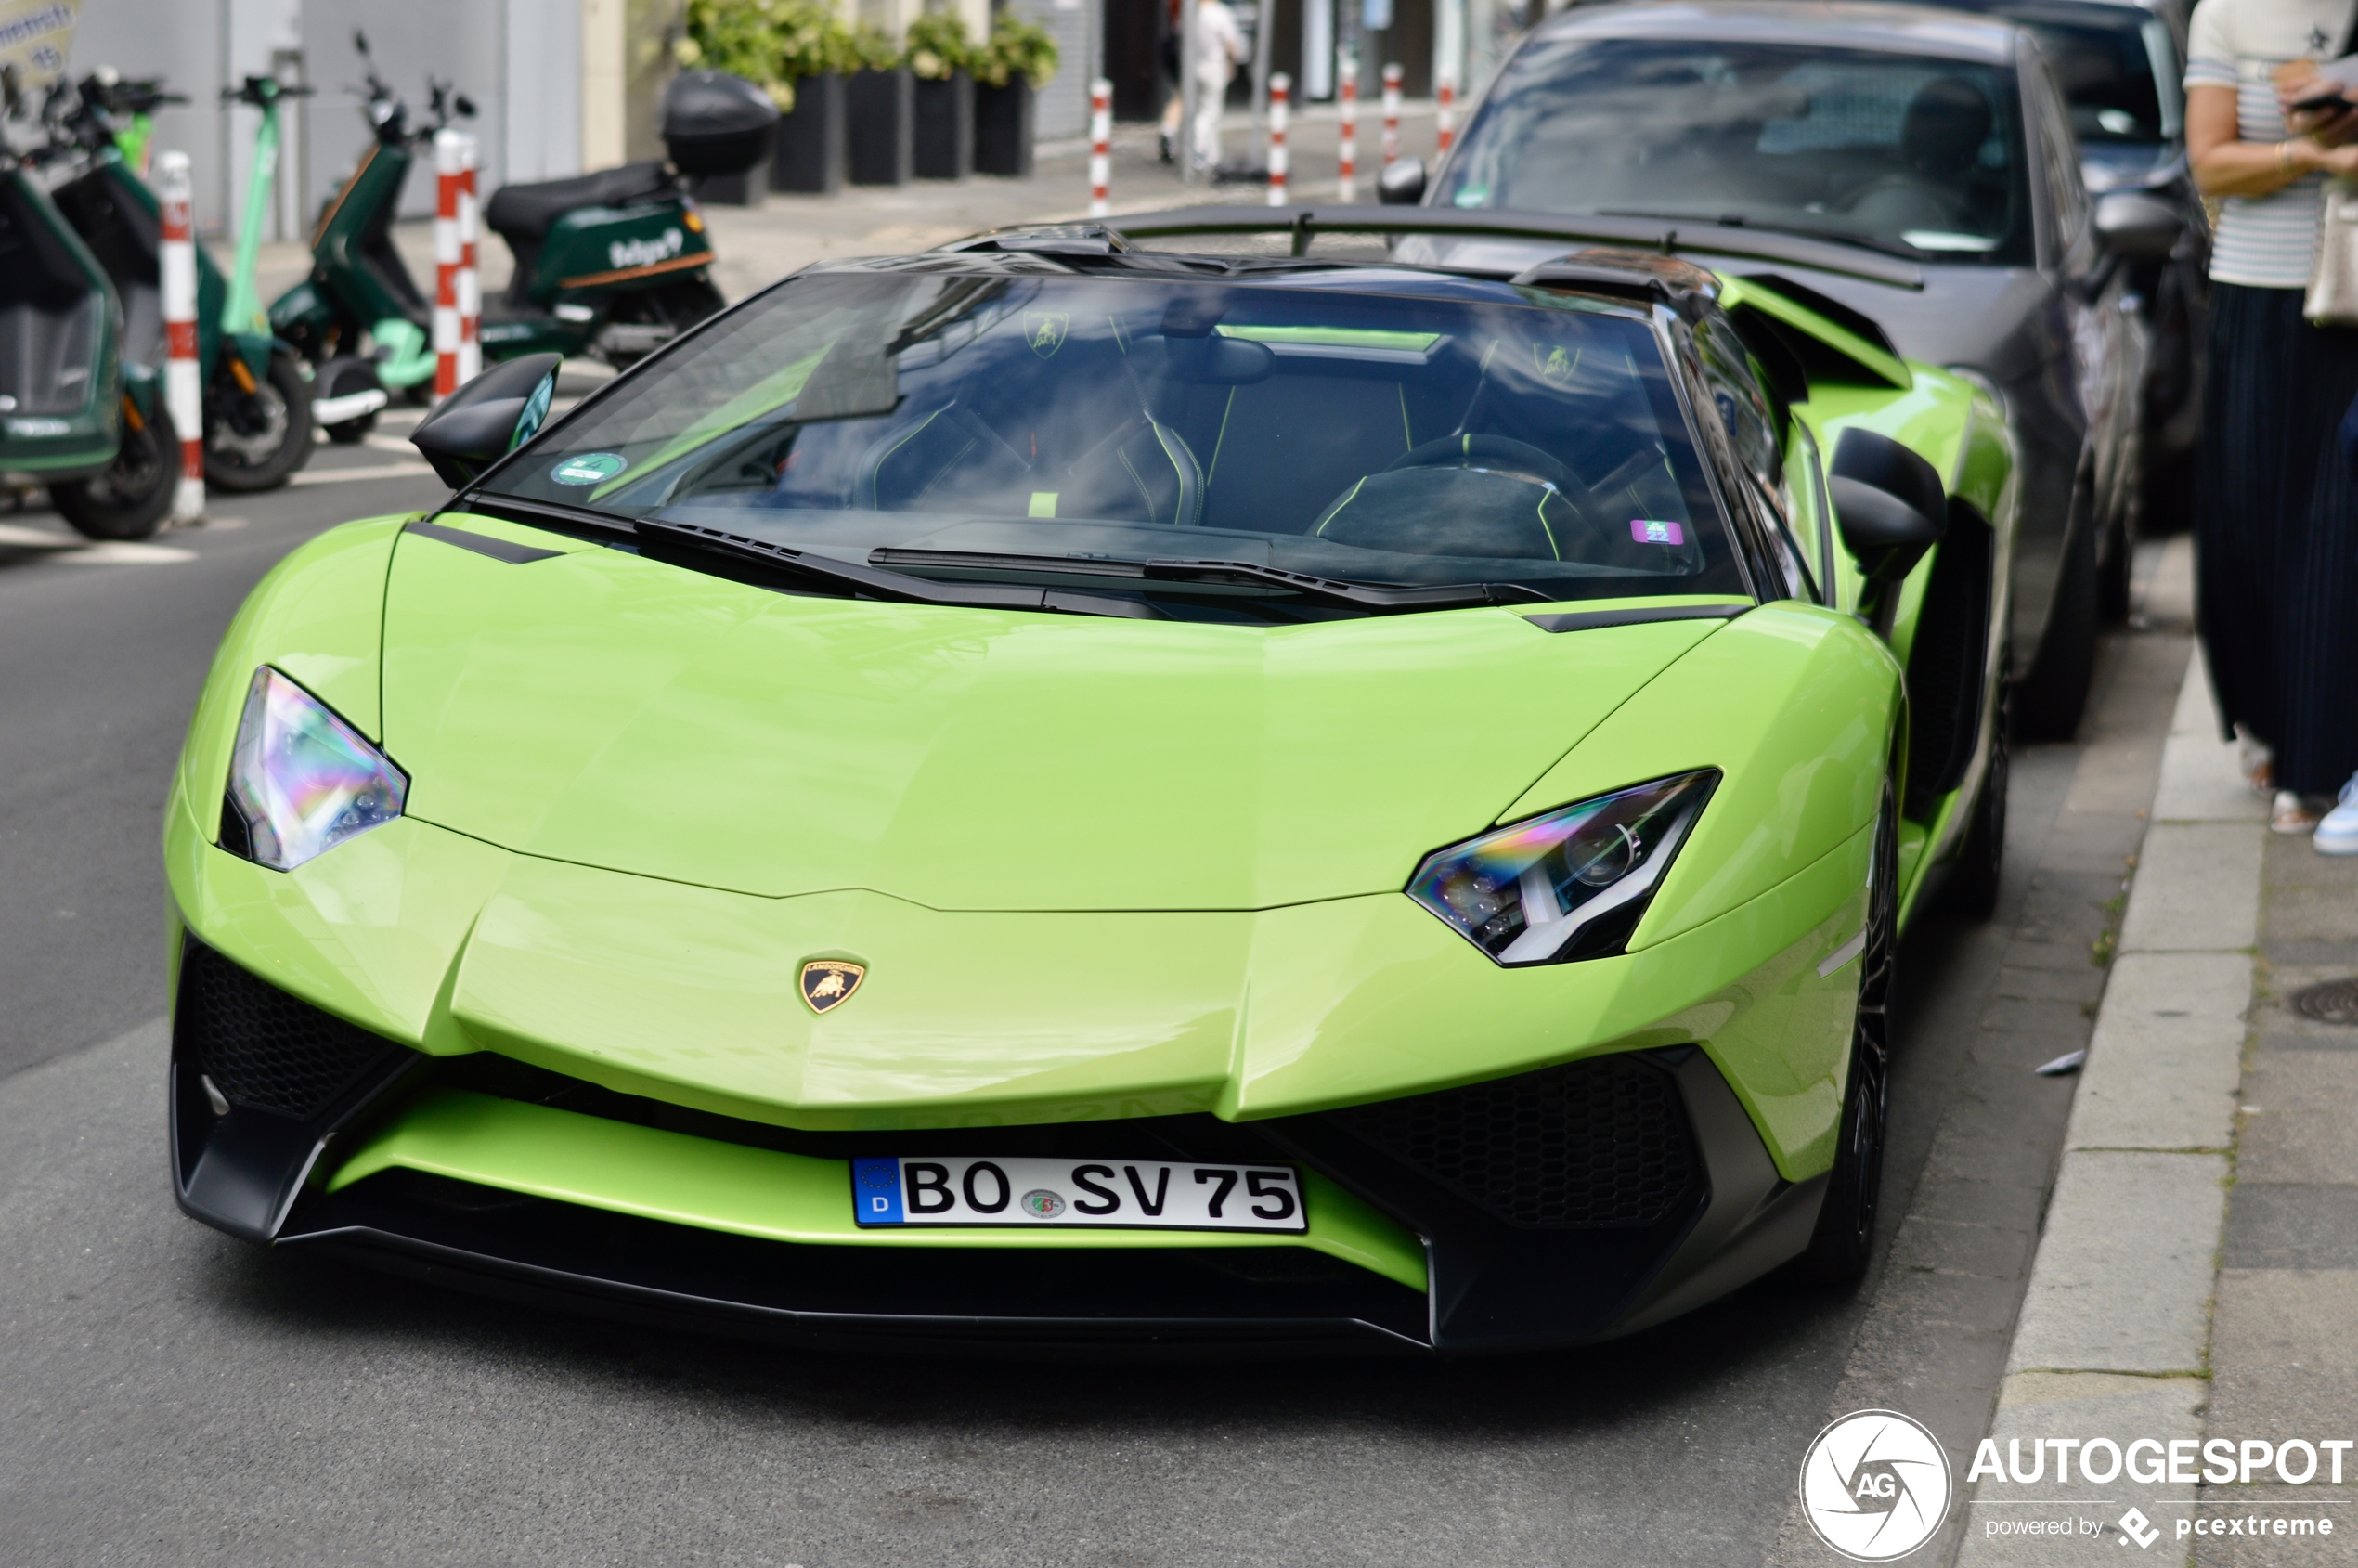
[[851, 1156, 1307, 1233]]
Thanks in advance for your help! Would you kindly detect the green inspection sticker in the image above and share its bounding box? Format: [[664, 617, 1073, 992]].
[[550, 451, 628, 486]]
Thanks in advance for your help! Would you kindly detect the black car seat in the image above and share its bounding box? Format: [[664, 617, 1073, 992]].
[[483, 162, 673, 305], [1844, 78, 1993, 234]]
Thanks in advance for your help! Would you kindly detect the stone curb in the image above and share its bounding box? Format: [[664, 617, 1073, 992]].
[[1953, 644, 2261, 1567]]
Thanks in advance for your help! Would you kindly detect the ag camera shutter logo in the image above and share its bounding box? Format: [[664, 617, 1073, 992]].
[[1800, 1409, 1954, 1561]]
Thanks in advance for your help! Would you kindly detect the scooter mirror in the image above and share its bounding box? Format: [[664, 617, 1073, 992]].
[[410, 354, 563, 490]]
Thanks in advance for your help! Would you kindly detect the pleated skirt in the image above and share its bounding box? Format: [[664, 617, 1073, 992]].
[[2196, 282, 2358, 796]]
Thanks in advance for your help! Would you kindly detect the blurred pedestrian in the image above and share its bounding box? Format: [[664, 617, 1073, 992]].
[[1160, 0, 1184, 162], [1190, 0, 1245, 172], [2186, 0, 2358, 841]]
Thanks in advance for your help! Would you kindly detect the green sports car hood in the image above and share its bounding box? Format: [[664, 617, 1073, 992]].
[[379, 517, 1733, 911]]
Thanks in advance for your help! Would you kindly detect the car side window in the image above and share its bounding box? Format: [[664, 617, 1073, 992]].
[[1691, 311, 1785, 507], [2022, 45, 2091, 261], [1783, 421, 1835, 609]]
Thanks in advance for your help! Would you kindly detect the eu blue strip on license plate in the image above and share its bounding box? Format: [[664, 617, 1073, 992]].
[[850, 1156, 1306, 1233]]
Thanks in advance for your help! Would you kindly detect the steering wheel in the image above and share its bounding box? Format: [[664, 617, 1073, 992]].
[[1386, 434, 1571, 488]]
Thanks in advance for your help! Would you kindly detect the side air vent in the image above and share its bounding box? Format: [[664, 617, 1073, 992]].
[[1330, 1054, 1701, 1228], [175, 940, 399, 1120]]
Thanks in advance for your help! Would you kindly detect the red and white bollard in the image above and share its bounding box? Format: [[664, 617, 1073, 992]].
[[156, 149, 204, 525], [1266, 72, 1290, 207], [1381, 63, 1403, 168], [457, 132, 481, 385], [1088, 79, 1111, 219], [1437, 71, 1457, 156], [433, 128, 463, 400], [1337, 57, 1358, 202]]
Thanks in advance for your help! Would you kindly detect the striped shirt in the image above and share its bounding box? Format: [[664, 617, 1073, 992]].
[[2187, 0, 2358, 285]]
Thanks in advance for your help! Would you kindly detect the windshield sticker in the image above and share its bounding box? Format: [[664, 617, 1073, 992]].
[[1535, 344, 1581, 384], [1023, 311, 1069, 358], [550, 452, 628, 486], [1028, 491, 1059, 517], [1631, 519, 1686, 546]]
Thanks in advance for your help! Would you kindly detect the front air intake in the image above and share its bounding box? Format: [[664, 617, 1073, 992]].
[[1330, 1053, 1701, 1228], [175, 940, 400, 1120]]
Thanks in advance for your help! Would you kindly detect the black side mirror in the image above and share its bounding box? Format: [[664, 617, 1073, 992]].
[[410, 354, 561, 489], [1377, 158, 1426, 205], [2093, 190, 2179, 261], [1829, 426, 1946, 605]]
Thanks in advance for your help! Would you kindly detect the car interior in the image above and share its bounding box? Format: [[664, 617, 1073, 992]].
[[587, 278, 1728, 582]]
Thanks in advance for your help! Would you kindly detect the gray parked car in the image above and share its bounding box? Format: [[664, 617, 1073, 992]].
[[1381, 0, 2177, 734], [1932, 0, 2209, 531]]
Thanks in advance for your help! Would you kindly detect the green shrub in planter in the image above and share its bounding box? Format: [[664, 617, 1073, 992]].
[[972, 16, 1056, 177]]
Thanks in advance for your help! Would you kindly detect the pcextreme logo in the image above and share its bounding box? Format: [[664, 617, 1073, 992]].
[[1800, 1410, 1955, 1562]]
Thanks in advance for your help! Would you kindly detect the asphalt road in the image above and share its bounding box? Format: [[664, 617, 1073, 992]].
[[0, 423, 2187, 1565]]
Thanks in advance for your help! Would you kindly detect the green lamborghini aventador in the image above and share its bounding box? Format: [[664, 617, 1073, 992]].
[[163, 212, 2015, 1353]]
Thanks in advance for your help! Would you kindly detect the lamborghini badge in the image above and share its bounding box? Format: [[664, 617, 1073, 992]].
[[800, 960, 865, 1014]]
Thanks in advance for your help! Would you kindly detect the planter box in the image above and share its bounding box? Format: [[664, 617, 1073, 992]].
[[846, 68, 913, 187], [913, 71, 975, 181], [973, 79, 1034, 178], [771, 72, 845, 194]]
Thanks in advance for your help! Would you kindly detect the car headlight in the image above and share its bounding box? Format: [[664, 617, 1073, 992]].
[[220, 667, 408, 871], [1407, 771, 1717, 965]]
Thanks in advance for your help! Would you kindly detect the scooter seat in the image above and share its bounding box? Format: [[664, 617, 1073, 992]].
[[484, 162, 673, 242]]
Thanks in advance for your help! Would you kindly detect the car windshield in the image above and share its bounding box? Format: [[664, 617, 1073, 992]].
[[1439, 40, 2034, 264], [1957, 2, 2182, 147], [485, 269, 1748, 610]]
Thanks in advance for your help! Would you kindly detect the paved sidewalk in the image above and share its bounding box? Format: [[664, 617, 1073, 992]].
[[1952, 551, 2358, 1562]]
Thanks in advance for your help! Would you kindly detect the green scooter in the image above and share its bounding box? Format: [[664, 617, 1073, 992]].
[[269, 32, 773, 431], [0, 66, 177, 538], [41, 71, 317, 490]]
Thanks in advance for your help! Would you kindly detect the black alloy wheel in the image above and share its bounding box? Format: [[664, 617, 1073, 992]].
[[1795, 786, 1897, 1287], [50, 396, 178, 540], [204, 353, 315, 492]]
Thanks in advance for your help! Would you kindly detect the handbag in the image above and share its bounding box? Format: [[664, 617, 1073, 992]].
[[2306, 6, 2358, 323], [2306, 182, 2358, 324]]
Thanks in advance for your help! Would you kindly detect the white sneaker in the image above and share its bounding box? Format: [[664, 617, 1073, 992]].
[[2316, 775, 2358, 855]]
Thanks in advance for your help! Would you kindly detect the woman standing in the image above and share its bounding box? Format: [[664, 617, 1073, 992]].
[[2187, 0, 2358, 841]]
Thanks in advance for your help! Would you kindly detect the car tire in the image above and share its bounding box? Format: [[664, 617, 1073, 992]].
[[203, 353, 315, 493], [1795, 787, 1896, 1288], [1943, 665, 2009, 921], [49, 397, 178, 540], [2015, 509, 2098, 742]]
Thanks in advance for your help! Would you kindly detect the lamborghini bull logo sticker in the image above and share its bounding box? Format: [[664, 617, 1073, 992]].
[[1023, 311, 1069, 358], [800, 960, 866, 1014], [1535, 343, 1580, 384]]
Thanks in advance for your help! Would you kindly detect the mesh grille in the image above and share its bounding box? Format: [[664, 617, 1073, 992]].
[[177, 941, 397, 1120], [1334, 1055, 1699, 1228]]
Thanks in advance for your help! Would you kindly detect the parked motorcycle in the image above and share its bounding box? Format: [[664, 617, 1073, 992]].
[[268, 32, 774, 437], [0, 66, 177, 539], [41, 71, 317, 491]]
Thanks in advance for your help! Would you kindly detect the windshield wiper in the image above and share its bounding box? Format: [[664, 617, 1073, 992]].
[[635, 519, 1168, 618], [871, 547, 1549, 612], [1595, 210, 1931, 262], [1141, 558, 1551, 609]]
